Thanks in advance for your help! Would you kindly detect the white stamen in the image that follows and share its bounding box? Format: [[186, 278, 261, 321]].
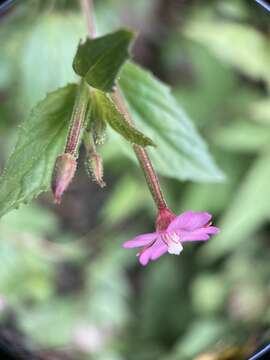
[[162, 232, 183, 255], [167, 240, 183, 255]]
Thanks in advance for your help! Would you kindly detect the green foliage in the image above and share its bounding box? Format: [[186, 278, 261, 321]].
[[100, 174, 150, 225], [18, 246, 131, 349], [18, 299, 79, 347], [0, 203, 81, 305], [120, 62, 224, 182], [0, 84, 77, 218], [204, 150, 270, 258], [191, 274, 227, 314], [0, 206, 57, 304], [92, 89, 155, 146], [250, 99, 270, 125], [19, 13, 85, 110], [212, 120, 270, 153], [0, 203, 130, 352], [172, 40, 235, 129], [185, 18, 270, 89], [172, 320, 228, 359], [73, 29, 134, 92], [0, 203, 58, 235]]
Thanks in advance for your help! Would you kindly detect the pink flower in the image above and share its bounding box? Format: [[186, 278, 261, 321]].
[[122, 208, 220, 266]]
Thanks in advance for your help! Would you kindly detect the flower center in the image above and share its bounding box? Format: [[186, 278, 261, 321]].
[[156, 207, 176, 232], [162, 232, 183, 255]]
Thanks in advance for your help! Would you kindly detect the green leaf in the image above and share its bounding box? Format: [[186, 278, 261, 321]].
[[0, 84, 77, 218], [119, 62, 224, 182], [73, 29, 134, 92], [92, 89, 155, 146], [203, 150, 270, 259]]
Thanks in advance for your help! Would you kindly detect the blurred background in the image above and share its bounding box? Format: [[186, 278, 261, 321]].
[[0, 0, 270, 359]]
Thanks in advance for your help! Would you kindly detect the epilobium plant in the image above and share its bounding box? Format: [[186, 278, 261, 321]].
[[0, 0, 222, 265]]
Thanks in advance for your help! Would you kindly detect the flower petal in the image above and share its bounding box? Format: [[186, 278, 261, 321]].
[[122, 232, 157, 249], [139, 238, 168, 265], [205, 226, 220, 234], [181, 231, 209, 242], [150, 238, 168, 261], [138, 246, 153, 266], [180, 226, 220, 242], [168, 211, 212, 232]]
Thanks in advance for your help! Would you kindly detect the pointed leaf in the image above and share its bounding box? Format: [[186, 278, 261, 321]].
[[92, 89, 155, 147], [0, 84, 77, 218], [119, 62, 224, 182], [73, 29, 134, 92]]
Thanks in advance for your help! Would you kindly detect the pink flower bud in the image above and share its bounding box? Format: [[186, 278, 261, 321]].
[[51, 154, 77, 204]]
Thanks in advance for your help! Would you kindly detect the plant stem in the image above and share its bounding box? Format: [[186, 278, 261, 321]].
[[80, 0, 167, 210], [112, 88, 167, 209], [80, 0, 96, 37], [65, 79, 89, 156]]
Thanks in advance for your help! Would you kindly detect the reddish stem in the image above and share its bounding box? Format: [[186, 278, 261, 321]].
[[112, 88, 167, 210]]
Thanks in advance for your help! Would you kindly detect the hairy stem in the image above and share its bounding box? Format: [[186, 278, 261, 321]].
[[80, 0, 167, 210], [112, 88, 167, 209], [65, 79, 89, 156]]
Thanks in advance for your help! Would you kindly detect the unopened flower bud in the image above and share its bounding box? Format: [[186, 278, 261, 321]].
[[51, 154, 77, 204], [85, 152, 106, 188], [92, 118, 107, 145]]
